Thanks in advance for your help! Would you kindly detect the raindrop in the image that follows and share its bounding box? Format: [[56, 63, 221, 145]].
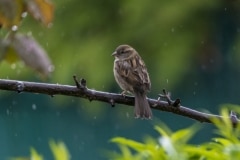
[[37, 137, 42, 142], [126, 112, 130, 118], [6, 109, 10, 115], [56, 111, 61, 116], [11, 63, 16, 70], [21, 12, 27, 18], [114, 124, 120, 130], [12, 25, 18, 31], [171, 27, 175, 32], [201, 64, 206, 70], [209, 59, 214, 64], [61, 32, 65, 37], [47, 23, 53, 28], [12, 101, 17, 105], [93, 116, 97, 119], [38, 32, 43, 37], [27, 31, 32, 36], [16, 69, 22, 75], [48, 65, 55, 72], [19, 61, 25, 68], [32, 104, 37, 110], [17, 81, 24, 93], [164, 42, 168, 46], [166, 79, 169, 84]]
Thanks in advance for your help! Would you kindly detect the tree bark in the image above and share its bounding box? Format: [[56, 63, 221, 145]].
[[0, 78, 239, 126]]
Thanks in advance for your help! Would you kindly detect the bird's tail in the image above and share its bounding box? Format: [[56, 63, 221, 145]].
[[134, 92, 152, 119]]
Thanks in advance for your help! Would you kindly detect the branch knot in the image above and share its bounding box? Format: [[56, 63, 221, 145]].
[[158, 89, 181, 107], [73, 75, 87, 90]]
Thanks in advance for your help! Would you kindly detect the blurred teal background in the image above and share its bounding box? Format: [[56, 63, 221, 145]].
[[1, 0, 240, 159]]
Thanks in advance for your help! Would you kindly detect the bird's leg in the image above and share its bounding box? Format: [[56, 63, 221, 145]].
[[121, 90, 128, 98]]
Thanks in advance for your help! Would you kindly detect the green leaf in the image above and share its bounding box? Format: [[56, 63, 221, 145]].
[[154, 125, 171, 137], [213, 138, 232, 146], [30, 147, 44, 160], [49, 139, 71, 160], [111, 137, 146, 152], [171, 125, 199, 144]]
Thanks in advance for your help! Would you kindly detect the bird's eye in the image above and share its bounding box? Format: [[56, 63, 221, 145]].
[[120, 50, 125, 54]]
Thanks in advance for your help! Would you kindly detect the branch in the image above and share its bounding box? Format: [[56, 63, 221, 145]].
[[0, 77, 239, 126]]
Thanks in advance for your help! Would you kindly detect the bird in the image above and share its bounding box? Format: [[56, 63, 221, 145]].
[[112, 44, 152, 119]]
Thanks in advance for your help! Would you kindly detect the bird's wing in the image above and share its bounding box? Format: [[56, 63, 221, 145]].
[[116, 55, 151, 91]]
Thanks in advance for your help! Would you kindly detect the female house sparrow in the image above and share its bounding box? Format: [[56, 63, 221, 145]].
[[112, 44, 152, 119]]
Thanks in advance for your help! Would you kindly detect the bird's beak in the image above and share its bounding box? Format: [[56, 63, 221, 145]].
[[112, 51, 117, 56]]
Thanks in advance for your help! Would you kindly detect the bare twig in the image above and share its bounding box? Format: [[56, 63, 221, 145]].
[[158, 89, 181, 107], [0, 78, 239, 126]]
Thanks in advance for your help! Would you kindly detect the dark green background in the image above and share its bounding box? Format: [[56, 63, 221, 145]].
[[1, 0, 240, 159]]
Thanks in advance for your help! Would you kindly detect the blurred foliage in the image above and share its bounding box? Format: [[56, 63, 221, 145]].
[[1, 0, 240, 89], [9, 106, 240, 160], [1, 1, 240, 158], [1, 0, 240, 94], [49, 139, 71, 160], [0, 0, 54, 77], [0, 0, 240, 113], [0, 0, 53, 28], [109, 106, 240, 160], [10, 140, 70, 160]]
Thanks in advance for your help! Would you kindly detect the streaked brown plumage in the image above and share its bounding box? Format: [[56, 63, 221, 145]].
[[112, 44, 152, 119]]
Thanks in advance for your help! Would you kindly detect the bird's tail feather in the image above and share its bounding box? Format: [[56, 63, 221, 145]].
[[134, 92, 152, 119]]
